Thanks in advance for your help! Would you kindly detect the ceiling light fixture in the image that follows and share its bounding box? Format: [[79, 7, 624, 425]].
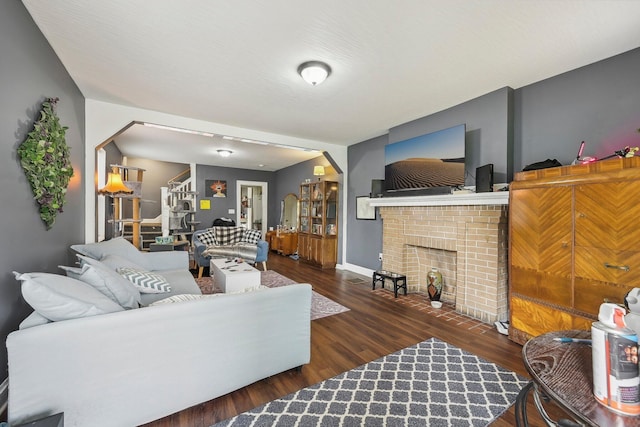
[[217, 149, 233, 157], [297, 61, 331, 86]]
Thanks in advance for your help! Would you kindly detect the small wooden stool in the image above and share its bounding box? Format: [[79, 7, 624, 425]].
[[372, 270, 407, 298]]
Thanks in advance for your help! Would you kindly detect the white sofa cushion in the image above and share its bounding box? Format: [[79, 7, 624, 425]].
[[13, 272, 124, 321], [71, 237, 139, 261], [60, 261, 141, 310], [118, 267, 171, 294], [98, 254, 147, 272]]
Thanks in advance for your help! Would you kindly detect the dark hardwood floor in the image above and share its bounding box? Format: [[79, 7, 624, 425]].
[[142, 254, 567, 427]]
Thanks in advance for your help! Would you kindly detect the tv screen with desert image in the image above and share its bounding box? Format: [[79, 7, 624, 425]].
[[384, 124, 466, 192]]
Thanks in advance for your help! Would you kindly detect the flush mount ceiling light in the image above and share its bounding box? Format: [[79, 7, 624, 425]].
[[297, 61, 331, 86], [217, 149, 233, 157]]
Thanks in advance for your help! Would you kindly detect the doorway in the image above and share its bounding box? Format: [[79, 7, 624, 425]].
[[236, 180, 268, 236]]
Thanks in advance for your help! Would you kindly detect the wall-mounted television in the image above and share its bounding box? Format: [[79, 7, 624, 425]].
[[384, 124, 466, 193]]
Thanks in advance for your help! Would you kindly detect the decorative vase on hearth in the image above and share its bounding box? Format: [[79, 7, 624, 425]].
[[427, 267, 443, 303]]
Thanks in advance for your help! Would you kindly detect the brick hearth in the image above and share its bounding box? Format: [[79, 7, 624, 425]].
[[379, 203, 508, 323]]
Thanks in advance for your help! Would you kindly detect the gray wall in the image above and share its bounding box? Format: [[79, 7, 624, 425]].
[[514, 47, 640, 170], [389, 87, 514, 185], [0, 1, 85, 377], [194, 165, 275, 230], [347, 134, 387, 269], [346, 48, 640, 271], [347, 88, 513, 270]]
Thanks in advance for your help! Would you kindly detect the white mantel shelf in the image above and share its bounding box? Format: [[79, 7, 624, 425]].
[[368, 191, 509, 207]]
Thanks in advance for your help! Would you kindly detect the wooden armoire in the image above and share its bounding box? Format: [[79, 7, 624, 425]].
[[509, 157, 640, 344]]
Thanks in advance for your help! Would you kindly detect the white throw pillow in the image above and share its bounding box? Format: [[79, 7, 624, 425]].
[[13, 271, 124, 322], [19, 311, 51, 329], [60, 261, 141, 310], [117, 267, 172, 294]]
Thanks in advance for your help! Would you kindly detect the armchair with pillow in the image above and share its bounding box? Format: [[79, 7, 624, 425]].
[[193, 226, 269, 278]]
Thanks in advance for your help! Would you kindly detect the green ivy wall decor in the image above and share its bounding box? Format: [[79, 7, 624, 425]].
[[17, 97, 74, 229]]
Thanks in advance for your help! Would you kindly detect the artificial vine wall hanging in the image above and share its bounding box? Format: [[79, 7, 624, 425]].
[[17, 97, 74, 229]]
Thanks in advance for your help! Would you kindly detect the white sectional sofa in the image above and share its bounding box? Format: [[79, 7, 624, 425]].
[[6, 238, 312, 427]]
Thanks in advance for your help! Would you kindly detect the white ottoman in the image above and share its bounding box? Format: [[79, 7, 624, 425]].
[[210, 258, 261, 293]]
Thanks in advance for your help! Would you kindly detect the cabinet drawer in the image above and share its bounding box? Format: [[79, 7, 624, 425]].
[[511, 266, 572, 307], [575, 247, 640, 285], [510, 297, 591, 339], [574, 277, 632, 315]]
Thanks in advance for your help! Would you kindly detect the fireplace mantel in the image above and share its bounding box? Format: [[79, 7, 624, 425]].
[[369, 191, 509, 208]]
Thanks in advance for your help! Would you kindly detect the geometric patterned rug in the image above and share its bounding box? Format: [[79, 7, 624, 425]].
[[211, 338, 528, 427], [196, 270, 349, 321]]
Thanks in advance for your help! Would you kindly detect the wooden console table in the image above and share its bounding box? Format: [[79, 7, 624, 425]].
[[372, 270, 407, 298], [517, 330, 640, 426], [265, 230, 298, 256]]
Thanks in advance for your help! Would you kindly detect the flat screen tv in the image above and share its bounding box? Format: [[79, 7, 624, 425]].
[[384, 124, 466, 193]]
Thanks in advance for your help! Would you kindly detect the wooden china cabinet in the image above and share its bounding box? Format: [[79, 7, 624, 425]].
[[509, 157, 640, 344], [298, 180, 338, 269]]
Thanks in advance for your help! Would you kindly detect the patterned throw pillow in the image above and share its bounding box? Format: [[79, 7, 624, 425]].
[[242, 229, 262, 245], [214, 227, 245, 246], [117, 267, 172, 294], [198, 229, 218, 246]]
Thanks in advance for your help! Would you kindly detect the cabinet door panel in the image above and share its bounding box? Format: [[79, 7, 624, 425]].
[[298, 234, 309, 259], [575, 182, 640, 252], [510, 187, 572, 273]]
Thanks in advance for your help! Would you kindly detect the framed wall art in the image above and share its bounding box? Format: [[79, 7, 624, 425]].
[[356, 196, 376, 220], [205, 180, 227, 198]]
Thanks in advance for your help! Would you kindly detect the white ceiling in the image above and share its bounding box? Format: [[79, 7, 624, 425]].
[[114, 123, 323, 171], [22, 0, 640, 170]]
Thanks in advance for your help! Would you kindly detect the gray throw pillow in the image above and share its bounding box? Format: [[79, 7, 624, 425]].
[[71, 237, 140, 261], [13, 271, 124, 322], [60, 260, 141, 310]]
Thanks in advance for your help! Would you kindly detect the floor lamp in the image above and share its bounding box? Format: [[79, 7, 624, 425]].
[[98, 172, 133, 239]]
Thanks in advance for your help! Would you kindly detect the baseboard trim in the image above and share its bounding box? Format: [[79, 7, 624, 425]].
[[341, 263, 374, 278]]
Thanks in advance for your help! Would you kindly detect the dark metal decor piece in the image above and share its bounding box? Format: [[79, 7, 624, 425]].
[[213, 338, 527, 427]]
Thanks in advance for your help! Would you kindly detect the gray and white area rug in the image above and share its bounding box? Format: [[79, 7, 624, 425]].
[[213, 338, 527, 427]]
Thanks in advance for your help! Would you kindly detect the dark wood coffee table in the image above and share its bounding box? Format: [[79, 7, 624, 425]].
[[517, 330, 640, 426]]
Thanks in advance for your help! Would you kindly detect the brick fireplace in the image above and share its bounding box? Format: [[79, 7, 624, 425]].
[[371, 193, 509, 323]]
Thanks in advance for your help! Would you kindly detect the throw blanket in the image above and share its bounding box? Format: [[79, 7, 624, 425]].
[[202, 243, 258, 262]]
